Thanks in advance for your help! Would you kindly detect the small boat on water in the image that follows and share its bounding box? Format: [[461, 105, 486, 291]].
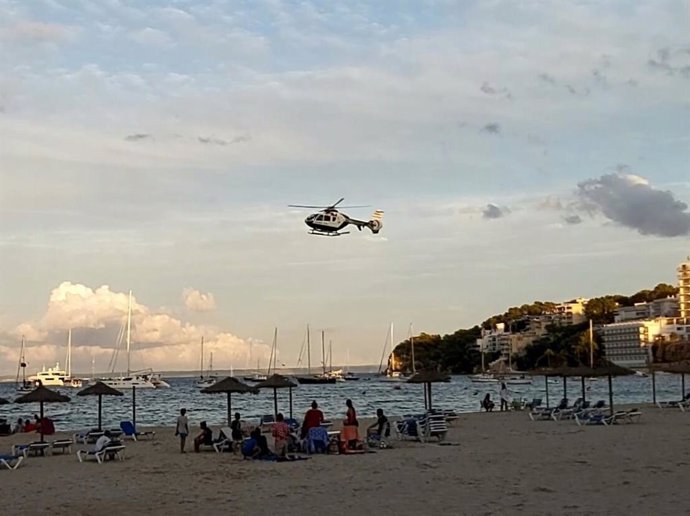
[[195, 338, 218, 388], [16, 337, 34, 393]]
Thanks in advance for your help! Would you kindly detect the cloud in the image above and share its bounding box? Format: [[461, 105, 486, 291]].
[[0, 21, 76, 43], [482, 203, 508, 220], [481, 123, 501, 135], [563, 214, 582, 225], [577, 173, 690, 237], [183, 288, 216, 312], [129, 27, 173, 48], [6, 283, 268, 373], [538, 73, 557, 85], [647, 47, 690, 77], [198, 135, 251, 146], [480, 81, 512, 99], [124, 133, 153, 141]]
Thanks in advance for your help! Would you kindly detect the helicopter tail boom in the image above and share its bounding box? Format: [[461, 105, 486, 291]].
[[350, 210, 384, 234]]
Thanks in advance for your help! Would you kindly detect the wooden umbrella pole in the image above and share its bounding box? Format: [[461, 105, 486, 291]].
[[132, 386, 137, 431], [581, 376, 586, 405], [608, 374, 614, 416], [40, 401, 45, 443], [227, 392, 232, 426], [289, 388, 293, 420], [545, 375, 550, 408], [98, 394, 102, 431], [428, 382, 432, 411], [273, 388, 278, 417]]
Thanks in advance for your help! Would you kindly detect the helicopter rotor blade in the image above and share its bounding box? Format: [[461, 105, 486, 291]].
[[288, 204, 329, 209], [329, 197, 345, 209]]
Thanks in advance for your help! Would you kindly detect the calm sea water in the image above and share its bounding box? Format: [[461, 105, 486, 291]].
[[0, 374, 686, 432]]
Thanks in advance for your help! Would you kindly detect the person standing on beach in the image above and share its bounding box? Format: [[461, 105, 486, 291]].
[[175, 408, 189, 453], [300, 400, 325, 439], [344, 399, 358, 426], [499, 382, 510, 411]]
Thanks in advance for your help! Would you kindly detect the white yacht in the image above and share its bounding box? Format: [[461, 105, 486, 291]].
[[29, 363, 68, 387]]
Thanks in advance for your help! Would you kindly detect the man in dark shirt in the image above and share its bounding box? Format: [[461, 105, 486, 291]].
[[194, 421, 213, 452], [367, 409, 390, 438]]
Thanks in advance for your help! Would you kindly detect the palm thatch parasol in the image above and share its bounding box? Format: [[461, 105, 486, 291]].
[[0, 397, 10, 405], [652, 361, 690, 401], [77, 382, 124, 431], [255, 374, 298, 418], [201, 377, 258, 425], [407, 371, 451, 411], [15, 386, 70, 442]]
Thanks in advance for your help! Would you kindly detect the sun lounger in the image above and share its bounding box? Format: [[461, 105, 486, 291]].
[[51, 439, 73, 454], [419, 413, 448, 442], [395, 418, 420, 441], [12, 442, 51, 457], [73, 430, 104, 444], [120, 421, 156, 441], [77, 444, 126, 463], [0, 454, 24, 470], [575, 410, 610, 426]]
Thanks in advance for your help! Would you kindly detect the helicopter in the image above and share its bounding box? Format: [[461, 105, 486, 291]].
[[288, 198, 384, 236]]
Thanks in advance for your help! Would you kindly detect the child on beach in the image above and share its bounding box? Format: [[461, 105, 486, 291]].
[[175, 408, 189, 453], [272, 413, 290, 457]]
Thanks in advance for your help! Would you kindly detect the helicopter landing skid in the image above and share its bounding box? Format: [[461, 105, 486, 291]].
[[309, 230, 350, 237]]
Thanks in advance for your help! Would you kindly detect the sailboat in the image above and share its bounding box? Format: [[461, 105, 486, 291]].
[[379, 323, 404, 381], [16, 336, 33, 393], [101, 291, 156, 389], [195, 337, 218, 388], [243, 340, 267, 382], [296, 328, 336, 384]]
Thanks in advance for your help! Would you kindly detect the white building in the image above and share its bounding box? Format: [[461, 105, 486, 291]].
[[614, 298, 679, 322], [476, 323, 512, 354], [679, 257, 690, 319], [600, 320, 661, 368], [554, 298, 588, 326], [601, 317, 690, 368]]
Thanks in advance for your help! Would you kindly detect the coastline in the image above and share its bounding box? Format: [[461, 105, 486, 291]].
[[2, 407, 690, 515]]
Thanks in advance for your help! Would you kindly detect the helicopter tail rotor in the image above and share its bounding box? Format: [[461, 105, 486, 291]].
[[367, 210, 384, 234]]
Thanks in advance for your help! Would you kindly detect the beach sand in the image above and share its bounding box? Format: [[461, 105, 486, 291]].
[[1, 407, 690, 515]]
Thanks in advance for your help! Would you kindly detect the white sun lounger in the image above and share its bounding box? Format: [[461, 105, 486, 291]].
[[77, 444, 126, 463], [0, 454, 24, 470]]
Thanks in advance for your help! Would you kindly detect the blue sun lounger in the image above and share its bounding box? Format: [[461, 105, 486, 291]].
[[0, 454, 24, 470]]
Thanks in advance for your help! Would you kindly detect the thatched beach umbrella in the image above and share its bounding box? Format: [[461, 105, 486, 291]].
[[77, 382, 124, 431], [15, 386, 70, 442], [201, 377, 258, 425], [528, 368, 562, 408], [407, 371, 451, 411], [653, 361, 690, 401], [0, 397, 10, 405], [255, 374, 297, 418]]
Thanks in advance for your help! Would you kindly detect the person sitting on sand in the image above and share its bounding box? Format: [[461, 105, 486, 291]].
[[482, 393, 495, 412], [12, 418, 24, 434], [367, 408, 390, 438], [242, 430, 262, 459], [24, 418, 36, 432], [33, 414, 42, 433], [301, 400, 325, 439], [272, 413, 290, 457], [343, 399, 358, 427], [194, 421, 213, 452]]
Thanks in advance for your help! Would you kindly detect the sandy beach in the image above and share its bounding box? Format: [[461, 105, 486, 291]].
[[2, 407, 690, 516]]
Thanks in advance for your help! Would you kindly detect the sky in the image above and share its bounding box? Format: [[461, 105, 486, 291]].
[[0, 0, 689, 376]]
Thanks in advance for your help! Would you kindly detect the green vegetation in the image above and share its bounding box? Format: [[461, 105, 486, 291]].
[[390, 283, 678, 373]]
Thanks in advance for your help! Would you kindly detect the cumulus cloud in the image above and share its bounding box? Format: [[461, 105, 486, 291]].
[[482, 203, 508, 220], [5, 283, 267, 374], [577, 173, 690, 237], [0, 21, 76, 43], [183, 288, 216, 312]]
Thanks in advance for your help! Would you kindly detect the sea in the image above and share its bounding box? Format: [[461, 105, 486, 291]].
[[0, 373, 685, 432]]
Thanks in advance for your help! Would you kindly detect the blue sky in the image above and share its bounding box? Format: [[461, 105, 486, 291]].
[[0, 0, 689, 374]]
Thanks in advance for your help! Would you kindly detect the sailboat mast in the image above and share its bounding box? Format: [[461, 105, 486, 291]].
[[329, 340, 333, 372], [410, 323, 416, 374], [307, 324, 311, 374], [273, 327, 278, 372], [126, 290, 132, 376], [16, 336, 26, 387], [66, 329, 72, 378], [200, 337, 205, 378], [321, 330, 326, 375]]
